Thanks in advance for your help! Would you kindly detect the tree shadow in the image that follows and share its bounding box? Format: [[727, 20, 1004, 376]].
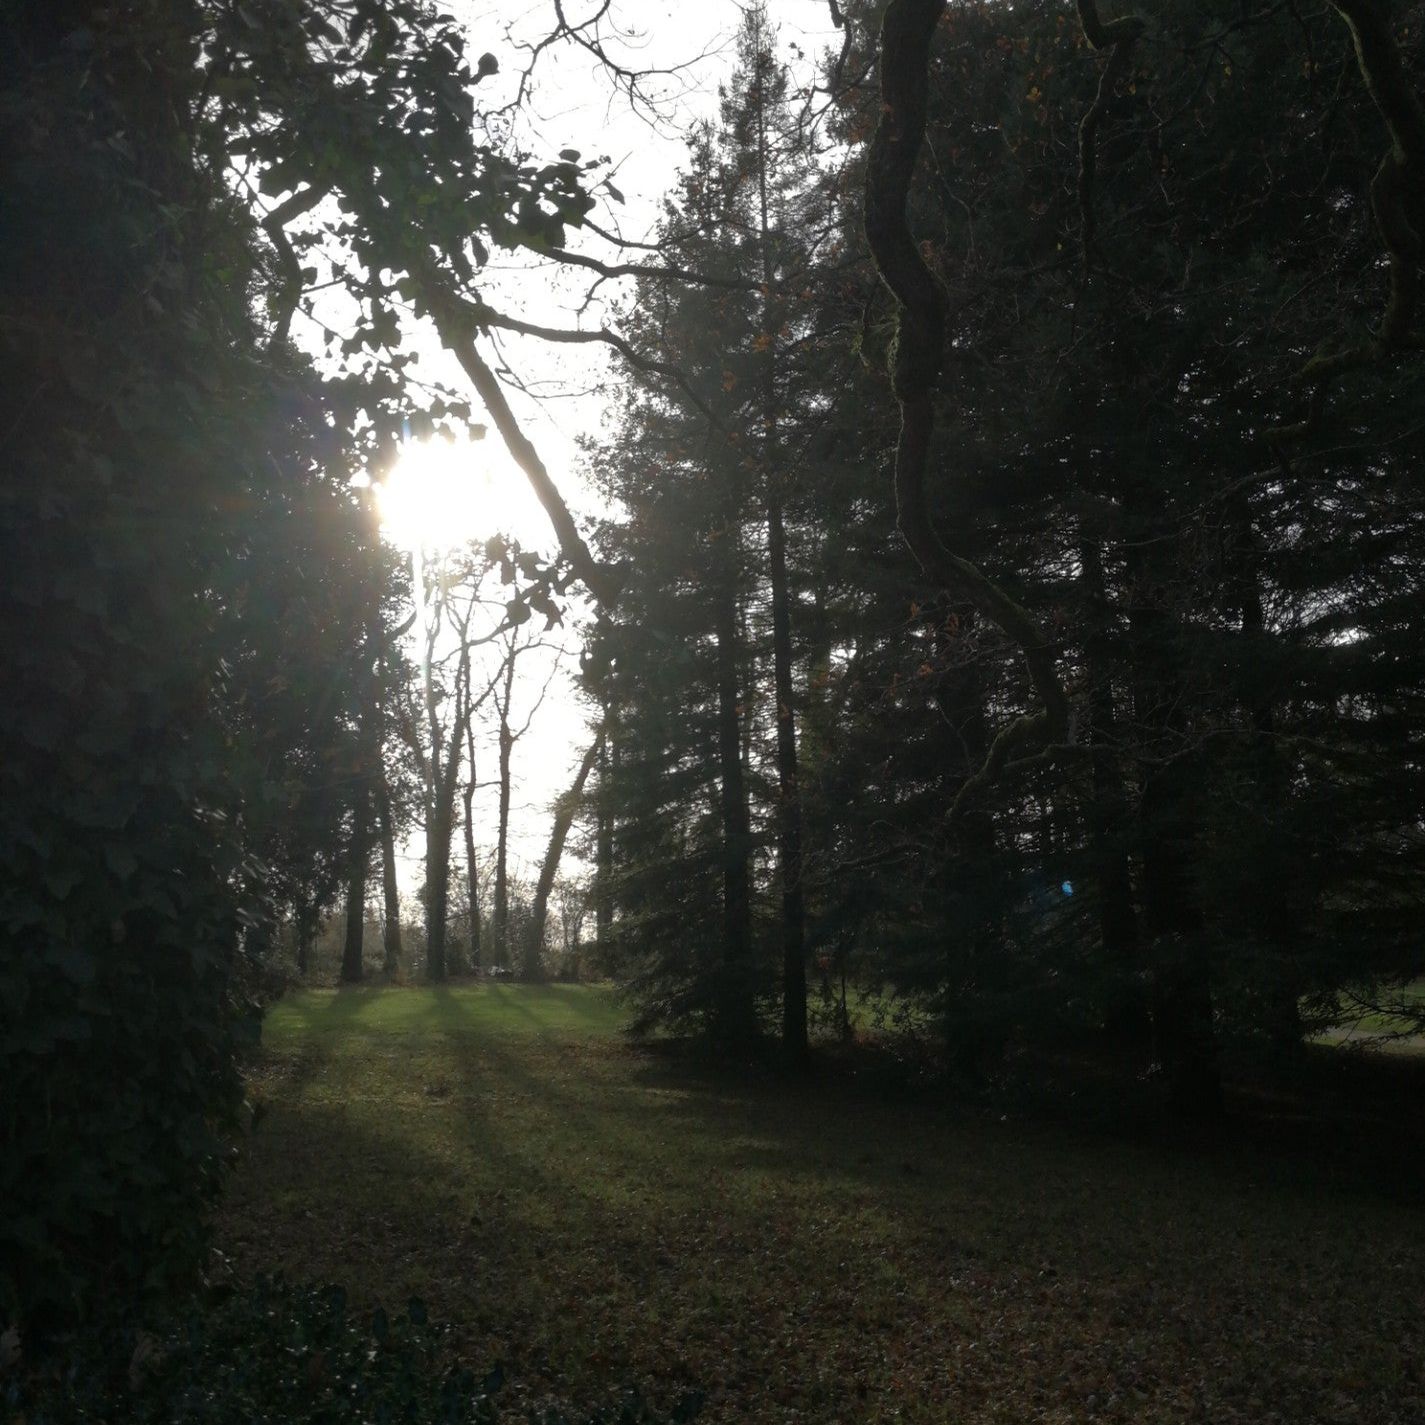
[[223, 991, 1425, 1423]]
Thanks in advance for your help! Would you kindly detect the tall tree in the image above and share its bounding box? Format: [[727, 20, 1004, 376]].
[[731, 5, 812, 1055], [525, 728, 604, 980], [462, 713, 483, 971], [488, 623, 562, 969]]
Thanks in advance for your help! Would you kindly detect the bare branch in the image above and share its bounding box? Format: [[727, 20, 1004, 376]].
[[1074, 2, 1147, 273], [582, 215, 715, 251], [546, 244, 759, 292], [431, 282, 724, 433], [411, 265, 623, 607]]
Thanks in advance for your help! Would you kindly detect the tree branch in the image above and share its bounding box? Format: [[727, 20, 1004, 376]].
[[863, 0, 1070, 823], [260, 183, 329, 348], [453, 294, 723, 430], [546, 244, 760, 292], [410, 265, 624, 608], [1075, 2, 1147, 273], [1274, 1, 1424, 440]]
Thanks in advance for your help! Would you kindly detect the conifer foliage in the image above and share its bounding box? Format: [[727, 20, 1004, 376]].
[[587, 0, 1425, 1097]]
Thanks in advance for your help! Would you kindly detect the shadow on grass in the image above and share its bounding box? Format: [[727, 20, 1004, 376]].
[[223, 988, 1425, 1423], [268, 983, 622, 1043], [264, 985, 1425, 1219]]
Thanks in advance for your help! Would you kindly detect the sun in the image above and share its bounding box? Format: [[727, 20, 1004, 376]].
[[374, 437, 545, 553]]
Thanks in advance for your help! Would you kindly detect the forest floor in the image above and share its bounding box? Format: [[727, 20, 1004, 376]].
[[217, 985, 1425, 1424]]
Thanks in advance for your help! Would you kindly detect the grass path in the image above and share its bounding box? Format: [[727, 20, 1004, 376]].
[[218, 986, 1425, 1423]]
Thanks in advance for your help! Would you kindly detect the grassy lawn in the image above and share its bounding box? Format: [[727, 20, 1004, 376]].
[[219, 985, 1425, 1423], [1315, 982, 1425, 1055]]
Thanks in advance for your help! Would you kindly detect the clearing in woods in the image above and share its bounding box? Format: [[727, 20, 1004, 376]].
[[218, 985, 1425, 1423]]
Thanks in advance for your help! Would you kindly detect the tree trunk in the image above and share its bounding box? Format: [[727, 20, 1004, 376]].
[[294, 893, 315, 977], [713, 549, 756, 1044], [341, 786, 369, 983], [1139, 759, 1220, 1114], [940, 643, 1006, 1076], [748, 51, 802, 1052], [425, 788, 454, 983], [1234, 504, 1304, 1051], [494, 719, 512, 969], [768, 499, 808, 1056], [1079, 537, 1147, 1044], [596, 731, 613, 953], [1128, 534, 1222, 1115], [463, 779, 481, 972], [377, 772, 402, 978], [526, 729, 603, 981]]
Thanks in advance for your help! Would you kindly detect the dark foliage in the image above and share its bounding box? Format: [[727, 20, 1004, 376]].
[[6, 1279, 705, 1424], [0, 1, 391, 1326], [587, 0, 1425, 1094]]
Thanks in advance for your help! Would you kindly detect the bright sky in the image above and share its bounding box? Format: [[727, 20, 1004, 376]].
[[358, 1, 845, 897]]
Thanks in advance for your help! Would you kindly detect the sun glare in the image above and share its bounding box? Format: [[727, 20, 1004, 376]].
[[375, 438, 542, 553]]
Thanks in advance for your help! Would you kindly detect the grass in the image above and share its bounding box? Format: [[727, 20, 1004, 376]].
[[219, 985, 1425, 1423], [1315, 981, 1425, 1054]]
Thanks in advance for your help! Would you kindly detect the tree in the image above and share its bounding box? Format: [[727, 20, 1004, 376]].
[[585, 122, 764, 1039], [400, 546, 500, 982], [586, 0, 1425, 1099], [488, 622, 563, 969], [1, 0, 649, 1323], [587, 8, 834, 1048], [837, 0, 1425, 1097], [728, 5, 816, 1056], [0, 0, 397, 1324], [461, 710, 484, 972], [526, 727, 604, 980]]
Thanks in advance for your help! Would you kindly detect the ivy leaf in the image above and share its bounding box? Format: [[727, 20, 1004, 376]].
[[105, 844, 140, 880]]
